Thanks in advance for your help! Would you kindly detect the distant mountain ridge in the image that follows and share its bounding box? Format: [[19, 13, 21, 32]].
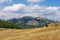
[[8, 16, 56, 28]]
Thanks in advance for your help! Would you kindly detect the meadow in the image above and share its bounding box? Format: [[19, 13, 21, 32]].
[[0, 23, 60, 40]]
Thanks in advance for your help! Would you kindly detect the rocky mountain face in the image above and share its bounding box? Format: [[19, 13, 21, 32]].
[[8, 16, 56, 28]]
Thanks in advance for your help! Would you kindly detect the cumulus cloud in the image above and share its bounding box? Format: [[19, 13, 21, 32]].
[[0, 11, 22, 20], [27, 0, 44, 3], [1, 4, 60, 21], [0, 0, 12, 4], [0, 0, 60, 21], [3, 4, 25, 12]]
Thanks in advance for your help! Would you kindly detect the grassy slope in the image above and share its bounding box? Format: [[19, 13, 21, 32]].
[[0, 23, 60, 40]]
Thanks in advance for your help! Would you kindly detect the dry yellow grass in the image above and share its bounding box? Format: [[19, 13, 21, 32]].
[[0, 23, 60, 40]]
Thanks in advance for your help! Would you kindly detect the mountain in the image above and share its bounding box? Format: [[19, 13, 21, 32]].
[[0, 20, 22, 29], [8, 16, 56, 28]]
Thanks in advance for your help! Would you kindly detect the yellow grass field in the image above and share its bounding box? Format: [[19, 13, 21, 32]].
[[0, 23, 60, 40]]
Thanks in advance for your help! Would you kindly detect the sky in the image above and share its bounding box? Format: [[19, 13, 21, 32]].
[[0, 0, 60, 21]]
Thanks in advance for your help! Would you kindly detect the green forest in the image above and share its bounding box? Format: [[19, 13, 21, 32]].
[[0, 20, 22, 29]]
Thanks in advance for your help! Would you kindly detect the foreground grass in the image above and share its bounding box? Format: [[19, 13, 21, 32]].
[[0, 23, 60, 40]]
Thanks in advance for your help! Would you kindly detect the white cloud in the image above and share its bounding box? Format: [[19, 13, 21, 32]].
[[1, 4, 60, 21], [46, 7, 59, 11], [3, 4, 25, 12], [27, 0, 44, 3], [0, 11, 22, 20], [0, 0, 12, 4]]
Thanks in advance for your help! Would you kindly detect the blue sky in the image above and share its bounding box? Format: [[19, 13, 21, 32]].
[[41, 0, 60, 6], [12, 0, 60, 6], [0, 0, 60, 21], [0, 0, 60, 7]]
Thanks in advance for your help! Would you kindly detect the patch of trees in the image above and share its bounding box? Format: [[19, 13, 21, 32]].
[[0, 20, 22, 29]]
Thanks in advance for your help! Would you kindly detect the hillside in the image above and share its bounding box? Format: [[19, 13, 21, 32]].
[[0, 20, 22, 29], [0, 23, 60, 40], [8, 16, 56, 28]]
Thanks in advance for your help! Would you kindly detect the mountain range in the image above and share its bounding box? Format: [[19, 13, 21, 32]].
[[7, 16, 56, 28]]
